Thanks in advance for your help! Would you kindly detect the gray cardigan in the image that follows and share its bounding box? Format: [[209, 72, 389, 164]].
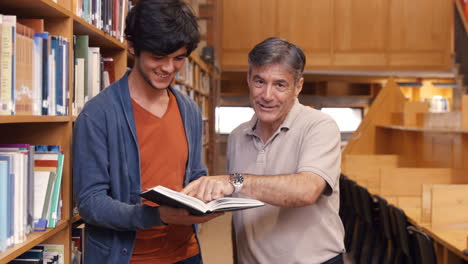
[[73, 71, 207, 263]]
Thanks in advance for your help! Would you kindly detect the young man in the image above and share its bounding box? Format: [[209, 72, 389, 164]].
[[73, 1, 221, 263], [183, 37, 345, 263]]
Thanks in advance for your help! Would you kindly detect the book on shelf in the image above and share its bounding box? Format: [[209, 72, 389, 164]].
[[0, 15, 16, 115], [140, 185, 264, 216], [0, 15, 70, 116], [10, 243, 65, 264]]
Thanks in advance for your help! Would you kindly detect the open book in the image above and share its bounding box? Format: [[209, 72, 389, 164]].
[[140, 185, 265, 216]]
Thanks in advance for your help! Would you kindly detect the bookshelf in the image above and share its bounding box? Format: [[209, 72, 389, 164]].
[[0, 1, 218, 263], [173, 52, 217, 173], [0, 0, 128, 262]]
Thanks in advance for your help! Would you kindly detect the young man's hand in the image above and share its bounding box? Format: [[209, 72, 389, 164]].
[[158, 206, 223, 225], [182, 175, 235, 202]]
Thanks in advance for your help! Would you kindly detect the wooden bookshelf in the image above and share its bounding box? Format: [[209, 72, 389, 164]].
[[174, 53, 218, 173], [0, 221, 68, 264], [376, 125, 468, 134], [0, 0, 128, 262], [0, 116, 70, 124], [342, 79, 468, 263], [0, 0, 70, 18], [1, 1, 219, 263]]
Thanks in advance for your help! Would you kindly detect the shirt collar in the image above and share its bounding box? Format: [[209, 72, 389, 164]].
[[243, 99, 302, 137]]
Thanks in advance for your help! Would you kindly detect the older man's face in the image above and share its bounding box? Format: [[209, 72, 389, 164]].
[[248, 63, 303, 131]]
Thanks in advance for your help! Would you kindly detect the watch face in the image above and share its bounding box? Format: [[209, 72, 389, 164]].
[[233, 173, 243, 184]]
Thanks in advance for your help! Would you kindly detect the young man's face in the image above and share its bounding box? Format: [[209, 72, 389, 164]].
[[248, 63, 303, 130], [136, 47, 188, 90]]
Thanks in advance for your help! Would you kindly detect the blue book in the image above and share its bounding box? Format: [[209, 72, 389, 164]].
[[16, 248, 43, 259], [0, 144, 34, 235], [52, 37, 65, 116], [64, 40, 69, 115], [34, 32, 51, 115], [35, 145, 61, 153], [0, 154, 14, 248], [0, 160, 8, 252]]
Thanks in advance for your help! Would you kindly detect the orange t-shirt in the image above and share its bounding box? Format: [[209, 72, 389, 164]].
[[130, 91, 199, 264]]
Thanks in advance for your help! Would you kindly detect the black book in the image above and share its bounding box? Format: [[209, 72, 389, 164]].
[[140, 185, 264, 216]]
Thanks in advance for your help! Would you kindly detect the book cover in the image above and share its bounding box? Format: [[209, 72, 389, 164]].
[[74, 35, 89, 103], [34, 32, 51, 115], [0, 15, 16, 115], [0, 160, 8, 252], [140, 185, 264, 216], [15, 23, 34, 115], [47, 154, 64, 227]]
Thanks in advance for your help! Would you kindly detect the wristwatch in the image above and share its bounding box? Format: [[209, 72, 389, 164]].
[[229, 173, 244, 193]]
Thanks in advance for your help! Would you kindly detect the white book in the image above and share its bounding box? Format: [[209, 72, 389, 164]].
[[76, 58, 85, 113], [32, 35, 43, 115], [140, 185, 264, 216], [32, 171, 51, 222]]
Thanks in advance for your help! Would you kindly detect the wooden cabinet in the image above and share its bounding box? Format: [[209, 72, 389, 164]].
[[277, 0, 333, 66], [333, 0, 387, 67], [220, 0, 276, 69], [219, 0, 453, 71], [388, 0, 452, 69]]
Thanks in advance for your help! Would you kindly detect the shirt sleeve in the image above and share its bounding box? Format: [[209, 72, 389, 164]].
[[297, 117, 341, 194]]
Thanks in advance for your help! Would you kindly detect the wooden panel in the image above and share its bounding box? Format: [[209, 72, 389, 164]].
[[304, 52, 332, 67], [343, 154, 399, 171], [221, 0, 276, 51], [422, 184, 433, 223], [403, 101, 428, 126], [389, 0, 451, 52], [333, 53, 386, 66], [380, 168, 456, 196], [342, 154, 399, 194], [334, 0, 387, 51], [389, 52, 446, 67], [431, 185, 468, 227], [343, 79, 406, 155], [221, 51, 249, 70], [420, 133, 463, 168], [462, 95, 468, 130], [277, 0, 332, 52]]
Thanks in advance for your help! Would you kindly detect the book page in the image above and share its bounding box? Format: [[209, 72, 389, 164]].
[[207, 197, 264, 211], [154, 186, 208, 212]]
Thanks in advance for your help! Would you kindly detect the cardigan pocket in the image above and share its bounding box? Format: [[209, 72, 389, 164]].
[[85, 232, 111, 263]]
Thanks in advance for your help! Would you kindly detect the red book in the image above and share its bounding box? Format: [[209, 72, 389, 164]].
[[34, 160, 59, 167]]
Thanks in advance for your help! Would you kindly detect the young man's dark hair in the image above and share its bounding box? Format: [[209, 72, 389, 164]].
[[125, 0, 200, 56]]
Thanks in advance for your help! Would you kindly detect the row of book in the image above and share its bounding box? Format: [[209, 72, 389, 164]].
[[175, 58, 195, 87], [8, 244, 64, 264], [173, 82, 210, 144], [73, 35, 116, 115], [0, 15, 118, 117], [0, 145, 64, 253], [0, 15, 69, 116], [199, 71, 211, 95], [73, 0, 133, 43]]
